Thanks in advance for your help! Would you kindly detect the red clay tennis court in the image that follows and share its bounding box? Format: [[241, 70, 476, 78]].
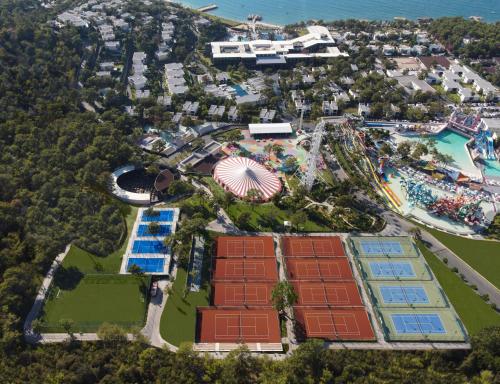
[[213, 259, 278, 281], [198, 308, 281, 343], [212, 282, 274, 306], [294, 308, 374, 341], [292, 281, 363, 306], [216, 236, 275, 258], [282, 236, 345, 257], [285, 258, 354, 280]]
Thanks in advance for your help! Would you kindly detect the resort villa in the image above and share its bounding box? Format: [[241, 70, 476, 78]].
[[211, 26, 348, 67]]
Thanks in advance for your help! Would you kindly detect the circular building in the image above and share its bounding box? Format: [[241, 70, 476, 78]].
[[213, 156, 282, 201]]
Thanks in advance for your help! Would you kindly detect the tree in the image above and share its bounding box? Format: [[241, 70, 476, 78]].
[[271, 143, 284, 156], [271, 281, 298, 317], [246, 188, 263, 202], [59, 318, 74, 337], [235, 211, 252, 229], [396, 141, 412, 161], [148, 221, 161, 235], [97, 323, 127, 345], [411, 142, 429, 160], [290, 210, 308, 231], [225, 129, 243, 143], [378, 142, 393, 157], [128, 264, 143, 275]]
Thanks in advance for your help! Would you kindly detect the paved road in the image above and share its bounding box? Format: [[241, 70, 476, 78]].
[[24, 244, 72, 343], [141, 279, 178, 351]]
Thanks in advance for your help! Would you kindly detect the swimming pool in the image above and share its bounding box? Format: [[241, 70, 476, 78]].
[[137, 224, 171, 237], [141, 210, 174, 222], [400, 130, 478, 176], [232, 84, 248, 97], [483, 158, 500, 178], [127, 257, 165, 273], [132, 240, 167, 254]]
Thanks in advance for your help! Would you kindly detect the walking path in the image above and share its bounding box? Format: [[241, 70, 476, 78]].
[[24, 244, 72, 343]]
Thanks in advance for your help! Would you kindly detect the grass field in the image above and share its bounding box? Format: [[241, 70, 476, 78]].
[[423, 227, 500, 289], [418, 241, 500, 335], [202, 176, 331, 232], [40, 275, 149, 332], [62, 206, 138, 273], [226, 201, 331, 232], [160, 268, 210, 346]]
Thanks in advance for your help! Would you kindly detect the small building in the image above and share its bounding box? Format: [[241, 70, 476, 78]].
[[259, 108, 276, 123], [358, 103, 371, 117], [227, 106, 239, 122], [208, 105, 225, 118], [322, 101, 338, 116], [248, 123, 293, 137]]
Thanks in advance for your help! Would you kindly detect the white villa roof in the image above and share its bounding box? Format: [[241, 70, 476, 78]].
[[248, 123, 292, 135]]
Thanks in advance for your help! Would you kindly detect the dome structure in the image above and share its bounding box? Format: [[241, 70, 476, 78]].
[[213, 157, 282, 201]]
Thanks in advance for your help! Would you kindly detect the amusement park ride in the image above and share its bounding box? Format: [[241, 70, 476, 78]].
[[400, 178, 484, 226]]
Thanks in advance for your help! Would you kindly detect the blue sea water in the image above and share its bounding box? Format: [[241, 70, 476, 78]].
[[178, 0, 499, 24]]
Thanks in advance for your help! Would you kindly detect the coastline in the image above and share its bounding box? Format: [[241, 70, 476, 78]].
[[173, 0, 499, 24]]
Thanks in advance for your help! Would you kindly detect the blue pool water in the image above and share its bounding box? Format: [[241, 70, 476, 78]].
[[141, 210, 174, 222], [483, 159, 500, 178], [360, 241, 403, 255], [127, 258, 165, 273], [392, 314, 446, 334], [132, 240, 167, 254], [370, 262, 416, 278], [176, 0, 499, 24], [380, 286, 429, 304], [137, 224, 172, 237], [232, 84, 248, 97]]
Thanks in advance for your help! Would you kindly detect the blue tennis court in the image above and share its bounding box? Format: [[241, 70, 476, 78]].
[[137, 224, 171, 237], [370, 262, 415, 278], [380, 286, 429, 304], [392, 314, 446, 334], [127, 257, 165, 273], [360, 240, 403, 255], [132, 240, 167, 254], [141, 210, 174, 222]]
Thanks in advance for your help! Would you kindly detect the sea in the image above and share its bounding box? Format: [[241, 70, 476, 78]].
[[177, 0, 500, 24]]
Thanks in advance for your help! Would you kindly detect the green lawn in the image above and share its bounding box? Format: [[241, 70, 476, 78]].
[[202, 176, 332, 232], [424, 227, 500, 289], [62, 206, 138, 273], [40, 275, 149, 332], [160, 268, 210, 346], [226, 201, 331, 232], [418, 241, 500, 335]]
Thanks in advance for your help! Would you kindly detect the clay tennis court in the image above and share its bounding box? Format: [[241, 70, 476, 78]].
[[212, 282, 274, 306], [213, 259, 278, 281], [285, 258, 354, 280], [292, 281, 363, 306], [198, 308, 281, 343], [282, 236, 345, 257], [294, 308, 375, 341], [216, 236, 275, 258]]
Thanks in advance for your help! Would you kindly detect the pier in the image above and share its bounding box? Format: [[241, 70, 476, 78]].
[[197, 4, 218, 12]]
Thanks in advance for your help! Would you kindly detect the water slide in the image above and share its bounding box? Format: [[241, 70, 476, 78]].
[[486, 137, 495, 160]]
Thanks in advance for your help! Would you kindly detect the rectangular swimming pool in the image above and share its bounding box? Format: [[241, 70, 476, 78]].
[[369, 261, 415, 278], [127, 257, 165, 273], [361, 240, 403, 255], [137, 224, 171, 237], [232, 84, 248, 97], [141, 210, 174, 222], [380, 286, 429, 304], [392, 313, 445, 334], [132, 240, 167, 254]]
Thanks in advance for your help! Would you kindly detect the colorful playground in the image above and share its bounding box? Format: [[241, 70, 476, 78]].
[[221, 130, 326, 175]]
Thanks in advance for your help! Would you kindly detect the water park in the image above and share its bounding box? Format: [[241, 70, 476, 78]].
[[362, 113, 500, 235]]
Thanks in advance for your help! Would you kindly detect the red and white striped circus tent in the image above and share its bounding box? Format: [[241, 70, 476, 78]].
[[213, 156, 282, 201]]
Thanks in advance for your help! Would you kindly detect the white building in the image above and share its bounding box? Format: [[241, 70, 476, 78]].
[[211, 25, 348, 66]]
